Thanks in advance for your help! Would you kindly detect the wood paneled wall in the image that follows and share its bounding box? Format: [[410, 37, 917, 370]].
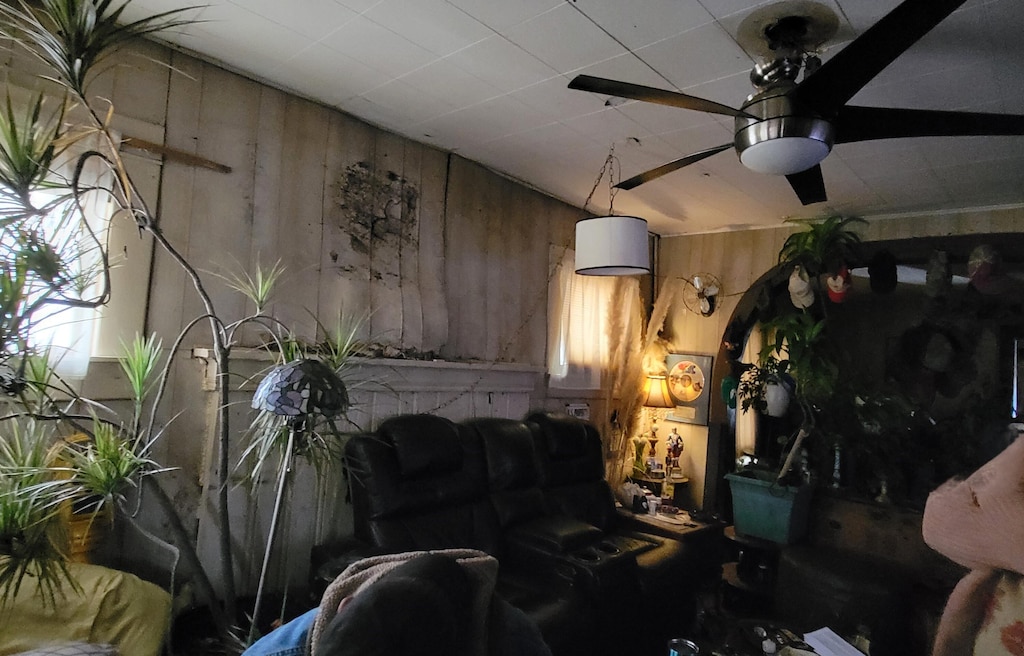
[[108, 48, 588, 595]]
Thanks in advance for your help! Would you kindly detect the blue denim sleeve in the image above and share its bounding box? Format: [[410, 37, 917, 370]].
[[241, 608, 318, 656]]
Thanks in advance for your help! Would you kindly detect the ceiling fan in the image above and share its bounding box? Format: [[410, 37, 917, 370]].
[[568, 0, 1024, 206]]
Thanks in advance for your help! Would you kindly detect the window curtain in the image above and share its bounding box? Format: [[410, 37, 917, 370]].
[[27, 129, 119, 383], [734, 325, 762, 458], [547, 248, 618, 389]]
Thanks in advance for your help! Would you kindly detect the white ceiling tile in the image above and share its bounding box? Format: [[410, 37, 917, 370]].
[[446, 36, 560, 93], [398, 60, 504, 109], [561, 107, 652, 146], [415, 97, 555, 146], [274, 44, 383, 100], [503, 4, 628, 74], [699, 0, 789, 22], [320, 16, 439, 79], [511, 76, 610, 120], [344, 95, 420, 133], [570, 1, 716, 50], [364, 0, 492, 57], [228, 0, 358, 40], [637, 23, 754, 91], [334, 0, 387, 13], [916, 135, 1024, 170], [480, 122, 593, 153], [443, 0, 563, 32], [360, 79, 456, 125], [166, 20, 297, 77]]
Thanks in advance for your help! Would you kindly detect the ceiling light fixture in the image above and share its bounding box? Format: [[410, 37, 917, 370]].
[[574, 144, 651, 276], [735, 84, 834, 175]]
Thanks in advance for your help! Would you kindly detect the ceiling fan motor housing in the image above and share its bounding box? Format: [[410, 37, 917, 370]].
[[735, 82, 835, 175]]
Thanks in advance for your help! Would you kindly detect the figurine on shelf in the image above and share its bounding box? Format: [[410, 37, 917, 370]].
[[666, 428, 684, 477], [632, 437, 646, 477]]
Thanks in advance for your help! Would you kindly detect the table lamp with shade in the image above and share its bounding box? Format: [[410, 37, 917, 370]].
[[640, 374, 674, 474]]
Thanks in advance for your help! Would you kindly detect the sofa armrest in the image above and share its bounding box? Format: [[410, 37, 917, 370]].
[[507, 516, 604, 554]]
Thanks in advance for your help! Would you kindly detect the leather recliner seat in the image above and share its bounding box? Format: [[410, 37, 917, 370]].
[[337, 412, 712, 656]]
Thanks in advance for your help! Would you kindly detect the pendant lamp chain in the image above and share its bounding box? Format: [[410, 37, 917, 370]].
[[583, 144, 620, 215]]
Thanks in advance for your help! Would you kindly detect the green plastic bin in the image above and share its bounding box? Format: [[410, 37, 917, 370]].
[[726, 471, 812, 544]]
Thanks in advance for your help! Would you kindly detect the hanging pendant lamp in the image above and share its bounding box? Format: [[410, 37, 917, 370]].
[[574, 144, 650, 276], [575, 215, 650, 275]]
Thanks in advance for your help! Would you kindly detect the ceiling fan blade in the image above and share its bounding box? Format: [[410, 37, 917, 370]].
[[615, 144, 733, 191], [835, 106, 1024, 144], [785, 165, 827, 205], [792, 0, 968, 115], [568, 75, 752, 118]]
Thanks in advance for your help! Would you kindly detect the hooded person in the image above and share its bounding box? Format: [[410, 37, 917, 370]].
[[923, 433, 1024, 656], [242, 549, 552, 656]]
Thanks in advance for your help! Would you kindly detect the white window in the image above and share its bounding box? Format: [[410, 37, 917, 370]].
[[4, 131, 117, 383], [547, 247, 618, 389]]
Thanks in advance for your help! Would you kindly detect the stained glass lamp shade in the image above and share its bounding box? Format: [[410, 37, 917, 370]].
[[251, 359, 349, 423]]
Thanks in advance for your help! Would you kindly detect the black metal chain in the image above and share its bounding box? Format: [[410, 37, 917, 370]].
[[582, 144, 620, 216]]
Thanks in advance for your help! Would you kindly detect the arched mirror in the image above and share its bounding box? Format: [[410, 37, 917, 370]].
[[707, 233, 1024, 515]]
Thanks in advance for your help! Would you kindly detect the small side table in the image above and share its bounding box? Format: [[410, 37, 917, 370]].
[[720, 526, 780, 617], [616, 506, 725, 566], [627, 473, 690, 507]]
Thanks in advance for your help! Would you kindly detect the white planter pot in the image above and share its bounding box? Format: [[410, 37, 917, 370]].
[[764, 380, 791, 417]]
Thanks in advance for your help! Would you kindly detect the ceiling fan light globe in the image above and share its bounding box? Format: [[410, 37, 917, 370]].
[[735, 90, 834, 175], [739, 135, 831, 175]]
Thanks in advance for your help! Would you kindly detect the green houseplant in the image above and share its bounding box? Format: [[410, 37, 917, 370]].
[[729, 216, 865, 543], [778, 214, 866, 278], [0, 1, 366, 650]]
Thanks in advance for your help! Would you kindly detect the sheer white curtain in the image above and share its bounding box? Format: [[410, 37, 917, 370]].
[[26, 130, 118, 382], [547, 247, 618, 389], [734, 326, 762, 458]]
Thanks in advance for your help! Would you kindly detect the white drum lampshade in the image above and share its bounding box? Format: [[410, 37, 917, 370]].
[[574, 215, 650, 276]]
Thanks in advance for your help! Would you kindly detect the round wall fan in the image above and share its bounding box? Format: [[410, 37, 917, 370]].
[[683, 273, 721, 317], [568, 0, 1024, 206]]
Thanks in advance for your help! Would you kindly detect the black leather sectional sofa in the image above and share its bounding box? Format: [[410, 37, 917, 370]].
[[313, 411, 721, 656]]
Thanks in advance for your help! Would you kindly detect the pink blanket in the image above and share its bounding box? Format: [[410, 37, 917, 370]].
[[923, 436, 1024, 655]]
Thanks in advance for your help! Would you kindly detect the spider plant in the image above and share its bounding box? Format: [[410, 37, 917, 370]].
[[214, 258, 287, 315], [0, 0, 199, 99], [0, 92, 65, 209], [0, 419, 72, 610], [55, 420, 165, 516], [2, 0, 243, 630], [118, 332, 162, 438]]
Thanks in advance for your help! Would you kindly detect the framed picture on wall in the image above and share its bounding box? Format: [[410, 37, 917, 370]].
[[664, 353, 713, 426]]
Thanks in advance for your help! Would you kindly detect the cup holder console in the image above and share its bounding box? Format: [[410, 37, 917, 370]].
[[573, 549, 601, 562], [570, 538, 630, 567]]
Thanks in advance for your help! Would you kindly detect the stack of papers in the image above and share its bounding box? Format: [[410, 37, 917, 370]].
[[803, 628, 865, 656]]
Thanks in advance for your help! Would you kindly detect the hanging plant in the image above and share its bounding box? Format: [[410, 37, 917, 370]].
[[778, 215, 866, 277]]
